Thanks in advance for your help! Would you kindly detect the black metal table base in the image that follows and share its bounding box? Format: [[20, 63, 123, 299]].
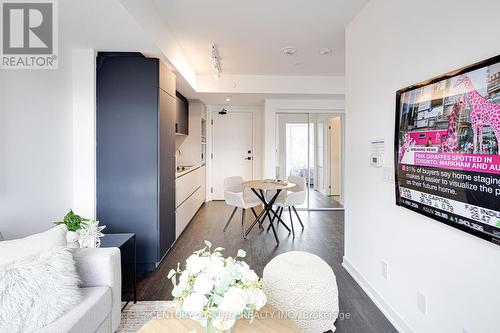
[[245, 188, 291, 245]]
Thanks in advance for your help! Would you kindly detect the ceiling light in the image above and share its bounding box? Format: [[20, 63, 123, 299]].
[[320, 47, 332, 55], [281, 46, 296, 56], [210, 43, 222, 79], [225, 97, 231, 102]]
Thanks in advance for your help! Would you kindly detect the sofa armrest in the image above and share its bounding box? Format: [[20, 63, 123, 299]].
[[71, 247, 121, 332]]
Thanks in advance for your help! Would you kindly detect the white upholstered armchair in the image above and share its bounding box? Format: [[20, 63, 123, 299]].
[[223, 176, 263, 238], [273, 175, 307, 237]]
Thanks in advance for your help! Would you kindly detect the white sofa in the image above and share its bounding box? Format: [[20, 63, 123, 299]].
[[36, 248, 122, 333], [0, 228, 121, 333]]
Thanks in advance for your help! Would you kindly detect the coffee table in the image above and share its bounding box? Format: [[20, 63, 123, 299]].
[[137, 304, 300, 332]]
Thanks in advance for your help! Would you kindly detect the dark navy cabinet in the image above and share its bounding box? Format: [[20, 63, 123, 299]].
[[96, 52, 176, 271]]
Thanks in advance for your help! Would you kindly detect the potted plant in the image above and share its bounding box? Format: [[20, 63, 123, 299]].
[[168, 241, 267, 333], [54, 210, 89, 243]]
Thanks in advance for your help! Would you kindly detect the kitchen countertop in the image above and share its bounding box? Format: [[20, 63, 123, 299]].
[[175, 163, 205, 178]]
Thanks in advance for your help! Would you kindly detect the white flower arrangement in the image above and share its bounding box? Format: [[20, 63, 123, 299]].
[[168, 241, 267, 332]]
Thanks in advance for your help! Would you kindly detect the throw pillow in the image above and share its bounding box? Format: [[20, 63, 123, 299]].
[[0, 247, 82, 333], [0, 225, 67, 266]]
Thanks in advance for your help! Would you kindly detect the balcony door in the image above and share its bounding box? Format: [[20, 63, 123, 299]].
[[275, 112, 343, 210]]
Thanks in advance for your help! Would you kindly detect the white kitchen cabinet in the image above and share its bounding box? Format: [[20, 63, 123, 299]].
[[175, 165, 206, 238]]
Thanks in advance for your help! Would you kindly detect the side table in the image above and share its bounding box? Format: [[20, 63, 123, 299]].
[[100, 233, 137, 310]]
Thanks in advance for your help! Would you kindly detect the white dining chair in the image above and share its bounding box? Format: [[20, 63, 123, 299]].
[[223, 176, 263, 238], [273, 175, 306, 237]]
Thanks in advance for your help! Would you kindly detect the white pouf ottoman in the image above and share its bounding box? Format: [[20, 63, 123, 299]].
[[263, 251, 339, 332]]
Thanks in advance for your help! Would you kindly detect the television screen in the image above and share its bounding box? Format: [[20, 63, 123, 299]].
[[394, 55, 500, 245]]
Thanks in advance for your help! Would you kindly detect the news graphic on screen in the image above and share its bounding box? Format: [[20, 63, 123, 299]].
[[394, 55, 500, 245]]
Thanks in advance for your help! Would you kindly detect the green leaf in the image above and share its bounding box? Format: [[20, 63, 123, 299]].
[[214, 247, 224, 252], [237, 249, 246, 258], [204, 240, 212, 249]]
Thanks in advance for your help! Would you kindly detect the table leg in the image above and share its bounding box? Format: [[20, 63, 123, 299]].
[[250, 207, 264, 229], [133, 234, 137, 304], [248, 188, 283, 245], [245, 208, 266, 237], [268, 208, 291, 233], [265, 189, 282, 245]]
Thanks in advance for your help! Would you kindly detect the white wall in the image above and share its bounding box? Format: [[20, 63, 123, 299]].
[[0, 48, 73, 239], [0, 0, 160, 239], [72, 49, 96, 219], [344, 1, 500, 333]]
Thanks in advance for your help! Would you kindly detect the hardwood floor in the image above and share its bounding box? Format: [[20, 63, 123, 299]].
[[308, 189, 343, 209], [136, 201, 396, 333]]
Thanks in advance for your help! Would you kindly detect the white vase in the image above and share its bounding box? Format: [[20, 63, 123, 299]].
[[66, 230, 79, 243], [81, 237, 97, 248]]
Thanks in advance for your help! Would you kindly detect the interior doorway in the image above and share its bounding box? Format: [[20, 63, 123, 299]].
[[275, 112, 343, 210]]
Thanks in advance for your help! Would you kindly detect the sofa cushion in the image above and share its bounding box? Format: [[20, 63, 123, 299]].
[[34, 287, 112, 333], [0, 225, 67, 266], [0, 247, 81, 333]]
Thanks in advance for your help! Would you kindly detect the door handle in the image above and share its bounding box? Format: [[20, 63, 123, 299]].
[[244, 157, 252, 160]]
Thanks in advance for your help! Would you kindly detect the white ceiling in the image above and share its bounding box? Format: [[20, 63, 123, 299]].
[[198, 93, 345, 106], [152, 0, 368, 76]]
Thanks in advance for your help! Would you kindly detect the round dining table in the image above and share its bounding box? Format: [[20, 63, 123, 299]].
[[242, 180, 295, 245]]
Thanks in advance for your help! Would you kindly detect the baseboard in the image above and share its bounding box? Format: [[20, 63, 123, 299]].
[[342, 256, 414, 333]]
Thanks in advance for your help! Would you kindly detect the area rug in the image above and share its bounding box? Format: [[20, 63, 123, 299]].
[[117, 301, 174, 332]]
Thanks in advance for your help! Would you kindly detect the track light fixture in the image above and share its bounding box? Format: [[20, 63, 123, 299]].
[[210, 43, 222, 79]]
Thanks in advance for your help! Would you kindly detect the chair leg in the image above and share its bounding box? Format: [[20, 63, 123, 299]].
[[223, 207, 238, 232], [266, 210, 273, 232], [241, 209, 246, 239], [288, 207, 295, 238], [292, 206, 305, 229], [278, 207, 283, 226]]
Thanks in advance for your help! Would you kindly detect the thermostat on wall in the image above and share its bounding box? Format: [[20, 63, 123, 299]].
[[370, 138, 385, 168], [370, 154, 383, 168]]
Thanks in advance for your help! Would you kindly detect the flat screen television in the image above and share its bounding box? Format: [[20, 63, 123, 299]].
[[394, 55, 500, 245]]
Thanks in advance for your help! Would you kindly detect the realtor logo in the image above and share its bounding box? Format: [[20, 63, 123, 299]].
[[1, 0, 58, 69]]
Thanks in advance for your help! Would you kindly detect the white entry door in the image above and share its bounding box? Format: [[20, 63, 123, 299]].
[[211, 111, 253, 200]]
